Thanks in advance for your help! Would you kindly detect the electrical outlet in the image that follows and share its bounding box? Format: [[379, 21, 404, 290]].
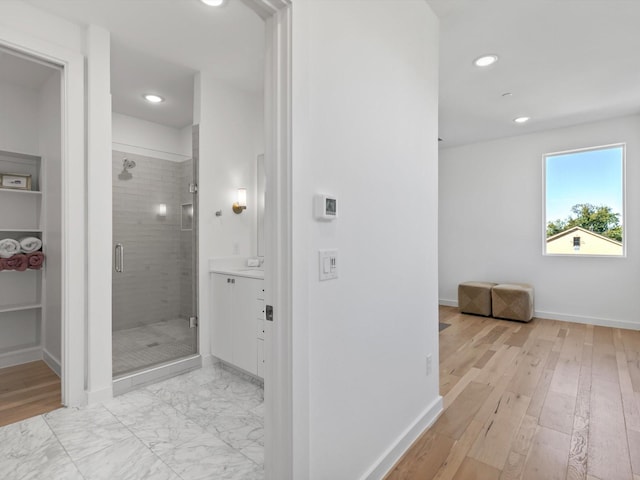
[[426, 354, 432, 376]]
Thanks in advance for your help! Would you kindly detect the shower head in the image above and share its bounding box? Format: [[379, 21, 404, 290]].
[[122, 158, 136, 171]]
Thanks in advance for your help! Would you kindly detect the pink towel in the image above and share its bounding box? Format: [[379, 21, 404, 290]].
[[27, 252, 45, 270], [0, 258, 5, 272], [5, 254, 28, 271]]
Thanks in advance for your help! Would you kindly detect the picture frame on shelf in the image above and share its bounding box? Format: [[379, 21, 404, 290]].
[[0, 173, 32, 191]]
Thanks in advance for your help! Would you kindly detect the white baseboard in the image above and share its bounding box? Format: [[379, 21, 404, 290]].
[[42, 348, 61, 377], [200, 353, 215, 367], [0, 346, 42, 369], [535, 310, 640, 331], [362, 395, 444, 480], [438, 298, 639, 331], [439, 299, 458, 307], [86, 385, 114, 404]]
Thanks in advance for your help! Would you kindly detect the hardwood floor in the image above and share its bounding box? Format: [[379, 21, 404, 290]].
[[0, 360, 61, 427], [387, 306, 640, 480]]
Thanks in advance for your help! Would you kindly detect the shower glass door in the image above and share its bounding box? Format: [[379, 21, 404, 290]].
[[111, 146, 198, 377]]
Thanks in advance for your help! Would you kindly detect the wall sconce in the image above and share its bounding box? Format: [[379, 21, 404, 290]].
[[158, 203, 167, 217], [232, 188, 247, 214]]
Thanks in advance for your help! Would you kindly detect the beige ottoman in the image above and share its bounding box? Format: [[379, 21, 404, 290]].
[[458, 282, 497, 317], [491, 283, 534, 322]]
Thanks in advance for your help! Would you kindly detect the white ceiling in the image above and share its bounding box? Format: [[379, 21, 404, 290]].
[[16, 1, 640, 140], [26, 0, 265, 129], [110, 43, 195, 128], [427, 0, 640, 147]]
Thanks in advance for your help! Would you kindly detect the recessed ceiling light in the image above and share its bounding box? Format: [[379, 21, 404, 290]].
[[200, 0, 225, 6], [473, 54, 499, 67], [514, 116, 530, 124], [143, 94, 164, 103]]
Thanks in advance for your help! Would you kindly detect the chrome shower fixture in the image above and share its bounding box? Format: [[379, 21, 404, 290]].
[[122, 158, 136, 171]]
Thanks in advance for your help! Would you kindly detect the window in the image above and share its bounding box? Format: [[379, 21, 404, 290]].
[[573, 237, 581, 250], [544, 144, 625, 256]]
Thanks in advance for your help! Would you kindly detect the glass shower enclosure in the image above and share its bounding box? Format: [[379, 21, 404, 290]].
[[111, 147, 198, 377]]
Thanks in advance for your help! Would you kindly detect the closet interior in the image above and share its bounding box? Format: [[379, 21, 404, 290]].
[[0, 47, 63, 425]]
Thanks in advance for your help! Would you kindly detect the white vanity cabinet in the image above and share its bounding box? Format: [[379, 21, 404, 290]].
[[256, 283, 265, 378], [211, 272, 264, 377]]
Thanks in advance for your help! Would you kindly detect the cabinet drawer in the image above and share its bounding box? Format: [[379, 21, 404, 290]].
[[256, 282, 265, 300], [256, 300, 265, 320], [257, 319, 265, 340], [257, 338, 264, 378]]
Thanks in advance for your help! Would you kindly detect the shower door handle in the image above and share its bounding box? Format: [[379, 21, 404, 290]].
[[115, 243, 124, 273]]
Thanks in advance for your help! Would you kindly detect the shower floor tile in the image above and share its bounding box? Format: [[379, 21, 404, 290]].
[[0, 362, 264, 480], [112, 319, 195, 376]]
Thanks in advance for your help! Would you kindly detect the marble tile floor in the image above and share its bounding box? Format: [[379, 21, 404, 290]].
[[112, 319, 196, 376], [0, 362, 264, 480]]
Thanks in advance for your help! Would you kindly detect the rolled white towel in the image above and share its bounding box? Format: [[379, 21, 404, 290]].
[[0, 238, 21, 258], [19, 237, 42, 254]]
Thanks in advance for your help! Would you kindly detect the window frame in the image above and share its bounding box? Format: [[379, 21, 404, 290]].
[[542, 142, 627, 258]]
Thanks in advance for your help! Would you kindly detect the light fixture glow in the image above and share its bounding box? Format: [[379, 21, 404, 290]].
[[143, 94, 164, 103], [158, 203, 167, 217], [473, 54, 499, 67], [232, 188, 247, 214], [514, 116, 531, 124], [200, 0, 225, 6]]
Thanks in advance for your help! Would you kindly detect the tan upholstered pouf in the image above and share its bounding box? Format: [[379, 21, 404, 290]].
[[491, 283, 534, 322], [458, 282, 497, 316]]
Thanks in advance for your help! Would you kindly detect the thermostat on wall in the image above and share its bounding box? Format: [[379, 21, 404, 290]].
[[314, 194, 337, 220]]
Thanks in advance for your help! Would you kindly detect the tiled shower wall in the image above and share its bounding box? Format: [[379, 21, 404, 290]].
[[112, 151, 195, 331]]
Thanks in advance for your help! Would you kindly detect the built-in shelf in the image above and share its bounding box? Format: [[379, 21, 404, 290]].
[[0, 229, 42, 233], [0, 269, 41, 274], [0, 303, 42, 314], [0, 149, 41, 161], [0, 344, 40, 358], [0, 189, 41, 196]]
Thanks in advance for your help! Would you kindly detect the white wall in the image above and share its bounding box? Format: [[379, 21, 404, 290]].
[[0, 80, 39, 155], [86, 25, 113, 403], [38, 69, 62, 371], [439, 115, 640, 329], [290, 1, 440, 478], [0, 1, 85, 54], [180, 124, 193, 158], [112, 112, 191, 161], [0, 3, 86, 405], [197, 75, 263, 359]]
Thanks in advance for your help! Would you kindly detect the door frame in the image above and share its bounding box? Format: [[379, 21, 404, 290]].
[[241, 0, 293, 478], [0, 25, 86, 406]]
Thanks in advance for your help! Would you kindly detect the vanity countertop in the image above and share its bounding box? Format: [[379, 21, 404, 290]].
[[209, 266, 264, 279], [208, 257, 264, 279]]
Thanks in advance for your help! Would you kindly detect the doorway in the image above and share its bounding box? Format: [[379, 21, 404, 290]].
[[0, 46, 63, 424], [111, 148, 199, 378]]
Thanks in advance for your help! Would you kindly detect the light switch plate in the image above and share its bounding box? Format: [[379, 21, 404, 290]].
[[319, 249, 338, 281]]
